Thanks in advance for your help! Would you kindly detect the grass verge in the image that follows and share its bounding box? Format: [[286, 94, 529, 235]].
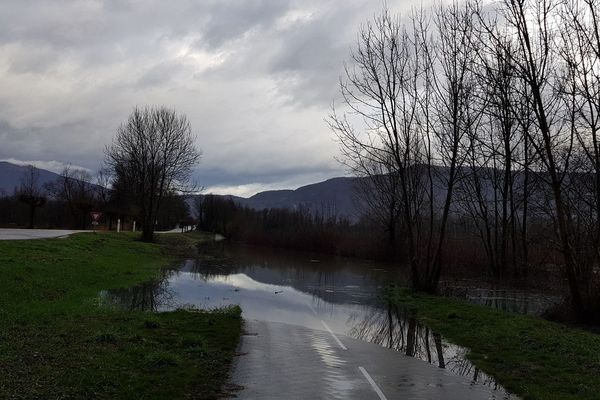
[[0, 232, 242, 399], [387, 288, 600, 400]]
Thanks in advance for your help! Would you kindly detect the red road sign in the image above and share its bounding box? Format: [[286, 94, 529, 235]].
[[90, 212, 102, 222]]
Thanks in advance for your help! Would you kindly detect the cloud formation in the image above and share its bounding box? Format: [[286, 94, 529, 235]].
[[0, 0, 411, 197]]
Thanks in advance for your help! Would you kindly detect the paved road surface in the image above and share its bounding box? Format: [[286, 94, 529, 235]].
[[0, 228, 203, 240], [228, 319, 515, 400], [0, 229, 85, 240]]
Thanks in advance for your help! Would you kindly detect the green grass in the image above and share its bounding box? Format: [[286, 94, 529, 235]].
[[387, 288, 600, 400], [0, 232, 242, 399]]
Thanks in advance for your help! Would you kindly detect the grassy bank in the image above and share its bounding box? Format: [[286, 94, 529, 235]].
[[387, 288, 600, 400], [0, 232, 242, 399]]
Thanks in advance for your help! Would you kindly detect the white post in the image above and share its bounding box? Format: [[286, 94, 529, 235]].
[[117, 219, 121, 233], [133, 221, 136, 232]]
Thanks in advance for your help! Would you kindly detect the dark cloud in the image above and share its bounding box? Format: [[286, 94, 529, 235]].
[[0, 0, 410, 196], [198, 0, 293, 49], [0, 118, 104, 169], [267, 5, 361, 107], [197, 161, 340, 188]]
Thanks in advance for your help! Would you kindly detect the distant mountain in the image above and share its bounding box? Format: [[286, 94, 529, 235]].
[[0, 161, 459, 222], [0, 161, 366, 219], [194, 167, 477, 221], [0, 161, 63, 196], [243, 177, 361, 218], [195, 177, 365, 221]]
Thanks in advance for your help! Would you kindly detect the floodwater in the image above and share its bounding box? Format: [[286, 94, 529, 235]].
[[99, 243, 540, 399], [439, 284, 561, 317]]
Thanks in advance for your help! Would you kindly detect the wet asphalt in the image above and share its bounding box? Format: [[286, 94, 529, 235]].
[[228, 319, 516, 400]]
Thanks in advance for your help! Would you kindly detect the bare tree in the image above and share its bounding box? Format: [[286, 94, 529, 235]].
[[17, 165, 47, 229], [45, 166, 96, 229], [331, 1, 600, 317], [423, 0, 480, 291], [330, 4, 478, 293], [457, 28, 536, 278], [105, 106, 201, 242], [557, 0, 600, 315], [94, 168, 112, 207], [474, 0, 594, 316], [329, 8, 427, 289], [94, 168, 116, 229]]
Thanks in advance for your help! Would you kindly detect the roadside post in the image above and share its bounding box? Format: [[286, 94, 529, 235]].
[[117, 219, 121, 233], [90, 212, 102, 233], [133, 221, 136, 232]]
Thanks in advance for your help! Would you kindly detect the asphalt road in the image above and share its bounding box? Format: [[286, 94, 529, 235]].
[[0, 229, 86, 240], [228, 320, 517, 400]]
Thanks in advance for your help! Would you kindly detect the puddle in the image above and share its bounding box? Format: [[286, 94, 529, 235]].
[[99, 244, 521, 399]]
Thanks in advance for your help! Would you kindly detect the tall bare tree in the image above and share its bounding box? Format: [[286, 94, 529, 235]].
[[329, 8, 427, 289], [423, 1, 480, 290], [105, 106, 201, 242], [457, 29, 535, 278], [331, 1, 600, 317], [557, 0, 600, 315], [474, 0, 594, 316], [330, 4, 478, 293]]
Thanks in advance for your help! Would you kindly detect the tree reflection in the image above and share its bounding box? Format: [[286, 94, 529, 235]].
[[194, 242, 407, 305], [439, 285, 560, 316], [182, 258, 242, 280], [100, 278, 176, 311], [348, 301, 503, 388]]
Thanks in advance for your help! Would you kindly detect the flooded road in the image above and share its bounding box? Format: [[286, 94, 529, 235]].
[[99, 243, 531, 399]]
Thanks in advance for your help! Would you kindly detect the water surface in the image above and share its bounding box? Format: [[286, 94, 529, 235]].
[[100, 243, 525, 399]]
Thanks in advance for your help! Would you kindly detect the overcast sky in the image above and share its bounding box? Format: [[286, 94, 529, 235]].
[[0, 0, 414, 197]]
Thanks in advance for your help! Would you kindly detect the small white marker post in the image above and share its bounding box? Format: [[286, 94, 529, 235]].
[[117, 219, 121, 233], [133, 221, 136, 232]]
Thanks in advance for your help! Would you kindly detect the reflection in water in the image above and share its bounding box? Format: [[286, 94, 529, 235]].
[[100, 243, 522, 399], [195, 242, 406, 305], [443, 286, 560, 316], [99, 278, 176, 311], [348, 302, 505, 390], [439, 283, 562, 317]]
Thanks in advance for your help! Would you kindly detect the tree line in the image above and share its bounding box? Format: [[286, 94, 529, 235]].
[[0, 164, 191, 233], [330, 0, 600, 320], [196, 195, 366, 255], [1, 106, 200, 241]]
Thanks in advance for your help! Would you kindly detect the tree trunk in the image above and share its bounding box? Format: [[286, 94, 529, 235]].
[[433, 332, 445, 368]]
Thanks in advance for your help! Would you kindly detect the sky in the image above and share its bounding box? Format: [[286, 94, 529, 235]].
[[0, 0, 413, 197]]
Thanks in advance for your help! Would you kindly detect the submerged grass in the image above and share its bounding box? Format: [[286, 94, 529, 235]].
[[387, 288, 600, 400], [0, 232, 242, 399]]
